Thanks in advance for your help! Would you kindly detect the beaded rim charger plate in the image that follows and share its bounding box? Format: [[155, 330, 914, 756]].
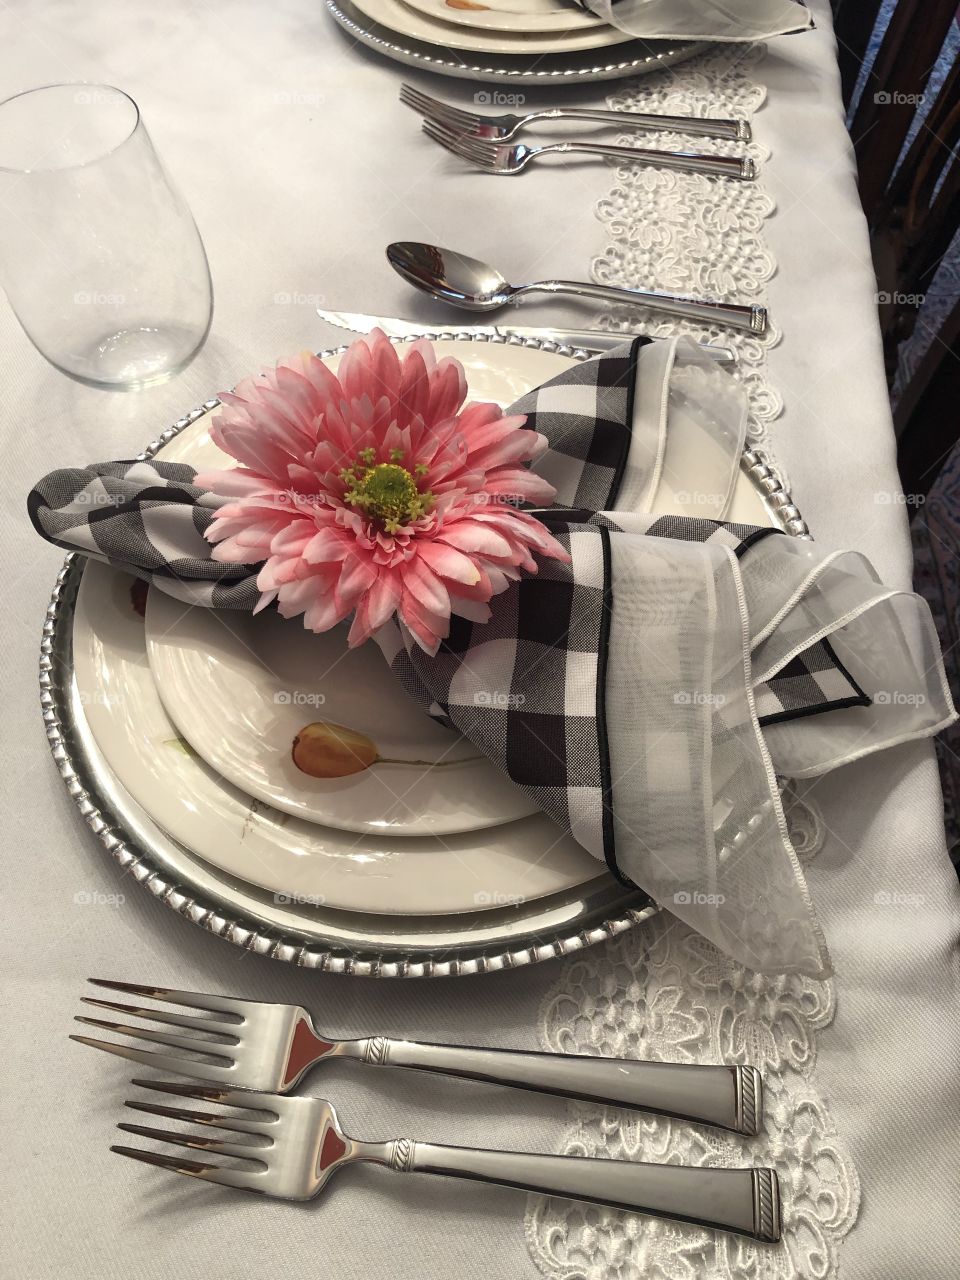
[[40, 333, 809, 977], [324, 0, 707, 85]]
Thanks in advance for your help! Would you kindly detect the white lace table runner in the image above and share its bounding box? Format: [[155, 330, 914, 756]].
[[525, 47, 860, 1278], [588, 43, 782, 451]]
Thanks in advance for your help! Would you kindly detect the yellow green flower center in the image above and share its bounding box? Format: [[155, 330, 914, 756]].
[[339, 450, 433, 534]]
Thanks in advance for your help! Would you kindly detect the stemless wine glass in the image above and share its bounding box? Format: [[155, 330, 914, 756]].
[[0, 84, 212, 390]]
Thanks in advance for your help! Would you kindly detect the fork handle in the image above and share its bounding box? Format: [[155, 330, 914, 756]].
[[521, 280, 766, 334], [534, 107, 749, 142], [357, 1039, 761, 1135], [547, 140, 754, 181], [392, 1140, 780, 1242]]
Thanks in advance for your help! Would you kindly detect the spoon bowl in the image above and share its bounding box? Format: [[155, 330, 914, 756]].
[[386, 242, 514, 311]]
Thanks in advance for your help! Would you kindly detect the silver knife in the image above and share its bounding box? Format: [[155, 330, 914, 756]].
[[317, 309, 734, 363]]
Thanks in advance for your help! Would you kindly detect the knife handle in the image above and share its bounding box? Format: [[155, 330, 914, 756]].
[[524, 280, 766, 334], [354, 1038, 762, 1135]]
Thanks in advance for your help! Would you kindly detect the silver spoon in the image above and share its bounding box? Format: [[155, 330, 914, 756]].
[[386, 242, 767, 335]]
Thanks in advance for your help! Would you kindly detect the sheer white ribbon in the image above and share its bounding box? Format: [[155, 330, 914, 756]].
[[605, 339, 954, 975], [579, 0, 813, 41]]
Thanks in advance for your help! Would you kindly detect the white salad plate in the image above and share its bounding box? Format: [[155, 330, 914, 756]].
[[145, 570, 538, 836], [43, 334, 808, 975]]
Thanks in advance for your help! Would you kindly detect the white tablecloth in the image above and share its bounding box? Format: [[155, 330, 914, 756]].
[[2, 3, 958, 1278]]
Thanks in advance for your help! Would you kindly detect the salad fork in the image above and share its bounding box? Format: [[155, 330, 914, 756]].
[[422, 118, 756, 181], [112, 1079, 782, 1241], [71, 979, 764, 1134], [400, 83, 752, 143]]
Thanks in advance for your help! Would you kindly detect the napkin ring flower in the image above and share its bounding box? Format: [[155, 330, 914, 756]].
[[196, 329, 570, 653]]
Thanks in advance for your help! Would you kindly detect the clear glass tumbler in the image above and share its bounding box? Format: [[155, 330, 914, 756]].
[[0, 84, 213, 390]]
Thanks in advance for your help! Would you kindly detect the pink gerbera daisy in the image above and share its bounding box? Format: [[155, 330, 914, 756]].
[[196, 329, 569, 653]]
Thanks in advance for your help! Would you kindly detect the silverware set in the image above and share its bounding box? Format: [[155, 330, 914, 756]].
[[390, 86, 767, 333], [73, 979, 781, 1242], [403, 82, 756, 181]]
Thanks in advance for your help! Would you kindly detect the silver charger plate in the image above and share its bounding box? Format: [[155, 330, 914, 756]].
[[40, 332, 808, 977], [324, 0, 707, 85]]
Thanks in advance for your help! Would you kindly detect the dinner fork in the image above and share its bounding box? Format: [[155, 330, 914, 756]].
[[71, 979, 764, 1135], [422, 118, 756, 181], [400, 83, 751, 143], [112, 1080, 782, 1241]]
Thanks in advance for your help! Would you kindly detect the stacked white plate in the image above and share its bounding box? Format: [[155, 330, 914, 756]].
[[324, 0, 705, 86]]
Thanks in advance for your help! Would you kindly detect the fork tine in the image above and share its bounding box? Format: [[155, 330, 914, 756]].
[[111, 1145, 262, 1191], [398, 83, 451, 112], [69, 1034, 231, 1081], [131, 1078, 277, 1109], [117, 1121, 268, 1160], [87, 978, 249, 1020], [80, 997, 240, 1038], [414, 102, 474, 132], [124, 1099, 271, 1136], [399, 83, 455, 116], [421, 120, 496, 159], [74, 1016, 234, 1060], [422, 123, 497, 169], [448, 136, 502, 165], [421, 124, 482, 166], [400, 84, 477, 130], [430, 128, 501, 156], [420, 116, 471, 142]]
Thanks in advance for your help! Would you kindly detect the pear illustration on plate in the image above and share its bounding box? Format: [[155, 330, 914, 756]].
[[292, 721, 379, 778], [291, 720, 480, 779]]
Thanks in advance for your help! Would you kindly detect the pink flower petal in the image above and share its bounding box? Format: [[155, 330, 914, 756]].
[[365, 573, 402, 630], [304, 526, 352, 564], [304, 589, 352, 633], [399, 587, 447, 655], [336, 553, 379, 604], [194, 467, 272, 498], [416, 539, 483, 586], [438, 520, 513, 559], [448, 594, 492, 624], [402, 556, 450, 616]]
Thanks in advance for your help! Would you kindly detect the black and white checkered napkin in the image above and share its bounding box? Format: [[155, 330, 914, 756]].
[[28, 337, 954, 976], [28, 460, 262, 610]]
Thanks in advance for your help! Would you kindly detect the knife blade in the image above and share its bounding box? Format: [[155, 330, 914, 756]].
[[316, 310, 734, 363], [318, 309, 623, 350]]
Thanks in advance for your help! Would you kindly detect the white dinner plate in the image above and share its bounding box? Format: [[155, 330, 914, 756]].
[[72, 558, 599, 916], [145, 587, 538, 836], [400, 0, 603, 35], [350, 0, 633, 53]]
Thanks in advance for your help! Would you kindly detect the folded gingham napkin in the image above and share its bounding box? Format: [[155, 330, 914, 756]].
[[29, 338, 955, 976]]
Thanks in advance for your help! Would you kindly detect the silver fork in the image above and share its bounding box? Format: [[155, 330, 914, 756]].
[[71, 979, 764, 1135], [400, 82, 751, 143], [112, 1079, 782, 1241], [422, 118, 756, 181]]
